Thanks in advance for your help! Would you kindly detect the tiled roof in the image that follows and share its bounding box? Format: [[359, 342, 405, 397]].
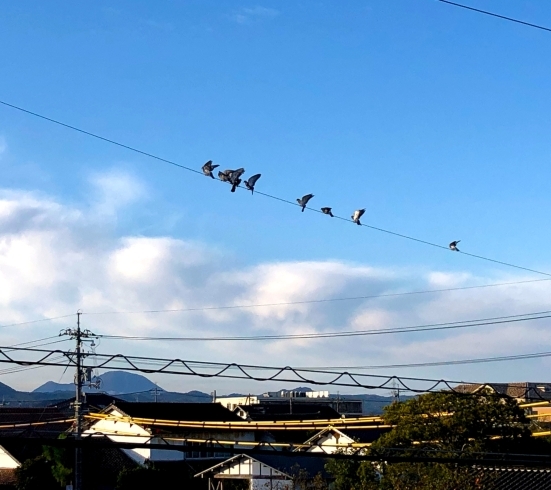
[[476, 467, 551, 489], [196, 453, 330, 479], [0, 468, 16, 485], [454, 383, 551, 400], [242, 403, 342, 421], [109, 402, 243, 422]]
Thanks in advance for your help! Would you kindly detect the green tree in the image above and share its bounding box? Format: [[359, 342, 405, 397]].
[[325, 457, 379, 490], [373, 390, 530, 490], [15, 457, 59, 490], [42, 436, 72, 487], [327, 390, 531, 490]]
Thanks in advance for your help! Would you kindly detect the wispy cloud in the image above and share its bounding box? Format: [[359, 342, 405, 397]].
[[231, 6, 280, 24]]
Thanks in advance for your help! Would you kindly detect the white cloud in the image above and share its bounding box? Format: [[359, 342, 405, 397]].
[[89, 169, 146, 217], [231, 6, 280, 24], [0, 178, 550, 392]]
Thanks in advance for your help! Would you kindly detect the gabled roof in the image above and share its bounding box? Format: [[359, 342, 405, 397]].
[[195, 453, 329, 479], [455, 383, 551, 400], [239, 403, 342, 421], [475, 467, 551, 489], [302, 426, 353, 446], [105, 401, 243, 422]]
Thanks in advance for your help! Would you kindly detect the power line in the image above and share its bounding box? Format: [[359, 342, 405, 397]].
[[96, 309, 551, 342], [0, 314, 74, 330], [81, 277, 551, 315], [438, 0, 551, 33], [302, 350, 551, 370], [0, 343, 498, 394], [4, 343, 551, 401], [1, 99, 549, 278]]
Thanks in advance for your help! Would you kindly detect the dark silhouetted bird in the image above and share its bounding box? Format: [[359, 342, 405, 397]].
[[352, 209, 365, 225], [244, 174, 261, 194], [321, 207, 334, 217], [297, 194, 314, 212], [229, 168, 245, 192], [202, 160, 219, 179], [218, 169, 233, 182], [449, 240, 460, 251]]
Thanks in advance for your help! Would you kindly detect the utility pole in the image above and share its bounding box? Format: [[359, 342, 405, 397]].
[[61, 311, 96, 490]]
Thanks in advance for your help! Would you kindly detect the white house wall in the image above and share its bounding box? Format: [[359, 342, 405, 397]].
[[306, 433, 355, 454], [0, 446, 19, 469]]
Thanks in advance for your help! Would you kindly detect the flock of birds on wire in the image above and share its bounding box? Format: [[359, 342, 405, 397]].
[[202, 161, 461, 252]]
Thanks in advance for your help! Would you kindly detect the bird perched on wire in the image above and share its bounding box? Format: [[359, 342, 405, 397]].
[[297, 194, 314, 212], [321, 207, 334, 217], [218, 169, 233, 182], [352, 209, 365, 225], [244, 174, 261, 194], [229, 168, 245, 192], [449, 240, 460, 251], [202, 161, 219, 179]]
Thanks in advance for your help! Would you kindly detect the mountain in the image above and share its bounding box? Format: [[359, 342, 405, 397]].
[[96, 371, 160, 394], [33, 381, 74, 393], [0, 381, 17, 396], [34, 371, 161, 395]]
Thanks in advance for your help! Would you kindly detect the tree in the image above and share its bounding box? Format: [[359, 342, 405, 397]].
[[374, 390, 530, 490], [373, 389, 530, 455], [42, 437, 72, 487], [326, 390, 532, 490], [325, 457, 379, 490], [15, 457, 59, 490]]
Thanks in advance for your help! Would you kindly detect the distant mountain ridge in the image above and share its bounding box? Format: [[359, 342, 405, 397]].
[[34, 371, 160, 394], [0, 373, 398, 412]]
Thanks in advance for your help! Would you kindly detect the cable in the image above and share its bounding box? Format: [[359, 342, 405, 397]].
[[438, 0, 551, 33], [302, 350, 551, 370], [5, 343, 551, 401], [1, 99, 549, 277], [0, 314, 74, 330], [81, 277, 551, 315], [97, 309, 551, 342], [0, 344, 481, 392]]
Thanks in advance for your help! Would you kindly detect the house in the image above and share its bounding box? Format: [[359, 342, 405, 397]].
[[83, 402, 259, 465], [455, 382, 551, 419], [297, 426, 362, 454], [0, 446, 19, 487], [195, 453, 329, 490], [217, 390, 363, 417]]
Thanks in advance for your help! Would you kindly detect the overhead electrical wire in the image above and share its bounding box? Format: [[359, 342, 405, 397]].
[[0, 99, 549, 278], [0, 314, 74, 330], [0, 344, 479, 392], [4, 343, 551, 400], [81, 277, 551, 315], [302, 350, 551, 371], [95, 309, 551, 342], [438, 0, 551, 33]]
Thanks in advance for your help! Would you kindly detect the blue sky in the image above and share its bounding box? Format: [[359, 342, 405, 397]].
[[0, 1, 551, 393]]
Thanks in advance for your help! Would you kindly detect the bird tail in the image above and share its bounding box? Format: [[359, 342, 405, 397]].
[[357, 220, 361, 226], [301, 206, 305, 212], [231, 184, 237, 192], [329, 212, 334, 217]]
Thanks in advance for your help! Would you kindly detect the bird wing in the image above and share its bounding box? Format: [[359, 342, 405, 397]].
[[247, 174, 261, 186]]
